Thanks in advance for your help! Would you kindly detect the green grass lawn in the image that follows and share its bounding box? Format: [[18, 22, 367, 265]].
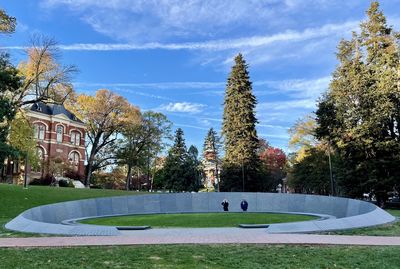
[[0, 245, 399, 269], [82, 212, 317, 228], [326, 209, 400, 236], [0, 183, 133, 237]]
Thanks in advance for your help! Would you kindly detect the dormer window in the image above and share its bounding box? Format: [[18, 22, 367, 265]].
[[56, 125, 63, 143]]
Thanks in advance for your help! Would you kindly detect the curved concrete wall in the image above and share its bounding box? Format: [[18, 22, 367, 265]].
[[5, 192, 395, 236]]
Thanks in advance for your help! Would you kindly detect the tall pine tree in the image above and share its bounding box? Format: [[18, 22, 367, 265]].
[[221, 54, 262, 191], [316, 2, 400, 202]]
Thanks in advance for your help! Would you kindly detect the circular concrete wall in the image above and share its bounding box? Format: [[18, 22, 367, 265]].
[[5, 192, 395, 236]]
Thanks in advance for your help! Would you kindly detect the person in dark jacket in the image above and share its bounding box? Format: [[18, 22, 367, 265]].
[[221, 199, 229, 211], [240, 199, 248, 211]]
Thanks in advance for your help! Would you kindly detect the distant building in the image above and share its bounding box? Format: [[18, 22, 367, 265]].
[[202, 150, 221, 189], [1, 102, 86, 184], [28, 102, 86, 179]]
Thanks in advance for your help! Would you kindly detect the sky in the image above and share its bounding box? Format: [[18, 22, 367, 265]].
[[1, 0, 400, 153]]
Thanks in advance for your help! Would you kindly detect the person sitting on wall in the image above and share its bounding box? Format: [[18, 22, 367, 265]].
[[240, 199, 248, 211], [221, 199, 229, 211]]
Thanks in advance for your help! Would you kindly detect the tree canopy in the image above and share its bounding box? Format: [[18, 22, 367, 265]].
[[221, 53, 266, 192], [155, 128, 201, 192], [315, 1, 400, 199], [68, 89, 141, 186], [0, 9, 16, 34]]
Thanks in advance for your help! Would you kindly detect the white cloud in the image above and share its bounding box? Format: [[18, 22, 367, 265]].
[[112, 88, 175, 101], [255, 76, 331, 99], [71, 76, 329, 100], [175, 123, 209, 131], [258, 133, 290, 140], [73, 81, 223, 90], [158, 102, 206, 113], [258, 99, 317, 111], [40, 0, 288, 41], [4, 20, 358, 52]]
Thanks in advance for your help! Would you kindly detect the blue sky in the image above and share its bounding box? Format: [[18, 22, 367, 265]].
[[1, 0, 400, 152]]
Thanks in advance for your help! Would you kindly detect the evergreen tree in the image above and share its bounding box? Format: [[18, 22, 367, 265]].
[[187, 145, 203, 191], [221, 54, 262, 191], [316, 2, 400, 202], [290, 147, 332, 195], [0, 53, 22, 169], [158, 128, 200, 192]]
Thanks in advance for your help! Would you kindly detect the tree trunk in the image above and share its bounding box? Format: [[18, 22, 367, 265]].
[[126, 163, 132, 191], [84, 153, 95, 187], [84, 134, 101, 188], [215, 159, 219, 192]]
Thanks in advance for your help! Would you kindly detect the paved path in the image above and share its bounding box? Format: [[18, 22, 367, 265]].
[[1, 228, 400, 247]]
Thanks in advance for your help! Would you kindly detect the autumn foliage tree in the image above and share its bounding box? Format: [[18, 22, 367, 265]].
[[0, 8, 16, 34], [15, 36, 77, 106], [117, 111, 172, 190], [68, 89, 140, 186]]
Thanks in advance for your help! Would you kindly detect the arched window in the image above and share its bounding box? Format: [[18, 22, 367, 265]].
[[70, 131, 81, 146], [69, 151, 80, 171], [56, 125, 63, 143], [34, 147, 45, 173], [37, 147, 44, 159], [34, 123, 45, 140]]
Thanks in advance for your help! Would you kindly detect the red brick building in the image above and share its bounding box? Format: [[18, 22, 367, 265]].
[[27, 102, 86, 180]]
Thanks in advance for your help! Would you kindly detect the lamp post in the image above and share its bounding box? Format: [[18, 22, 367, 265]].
[[242, 158, 245, 192], [23, 152, 28, 189], [328, 141, 334, 196], [8, 160, 14, 183]]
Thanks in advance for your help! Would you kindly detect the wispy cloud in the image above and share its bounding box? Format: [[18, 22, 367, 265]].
[[112, 88, 175, 101], [40, 0, 290, 42], [258, 99, 317, 111], [175, 123, 209, 131], [255, 76, 331, 99], [158, 102, 206, 113], [5, 21, 358, 52], [73, 81, 224, 90], [259, 133, 290, 140]]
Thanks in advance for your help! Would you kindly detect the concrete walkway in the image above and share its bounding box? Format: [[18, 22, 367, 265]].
[[1, 228, 400, 247]]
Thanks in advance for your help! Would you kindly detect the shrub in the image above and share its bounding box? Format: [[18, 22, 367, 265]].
[[29, 178, 41, 185], [40, 174, 55, 185], [28, 174, 55, 186], [58, 179, 69, 187], [64, 170, 84, 182]]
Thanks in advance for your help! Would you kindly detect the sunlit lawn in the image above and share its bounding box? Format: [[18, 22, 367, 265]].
[[81, 212, 317, 228], [326, 209, 400, 236], [0, 183, 133, 237], [1, 245, 400, 269]]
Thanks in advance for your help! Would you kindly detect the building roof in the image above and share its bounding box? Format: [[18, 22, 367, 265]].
[[29, 102, 83, 123]]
